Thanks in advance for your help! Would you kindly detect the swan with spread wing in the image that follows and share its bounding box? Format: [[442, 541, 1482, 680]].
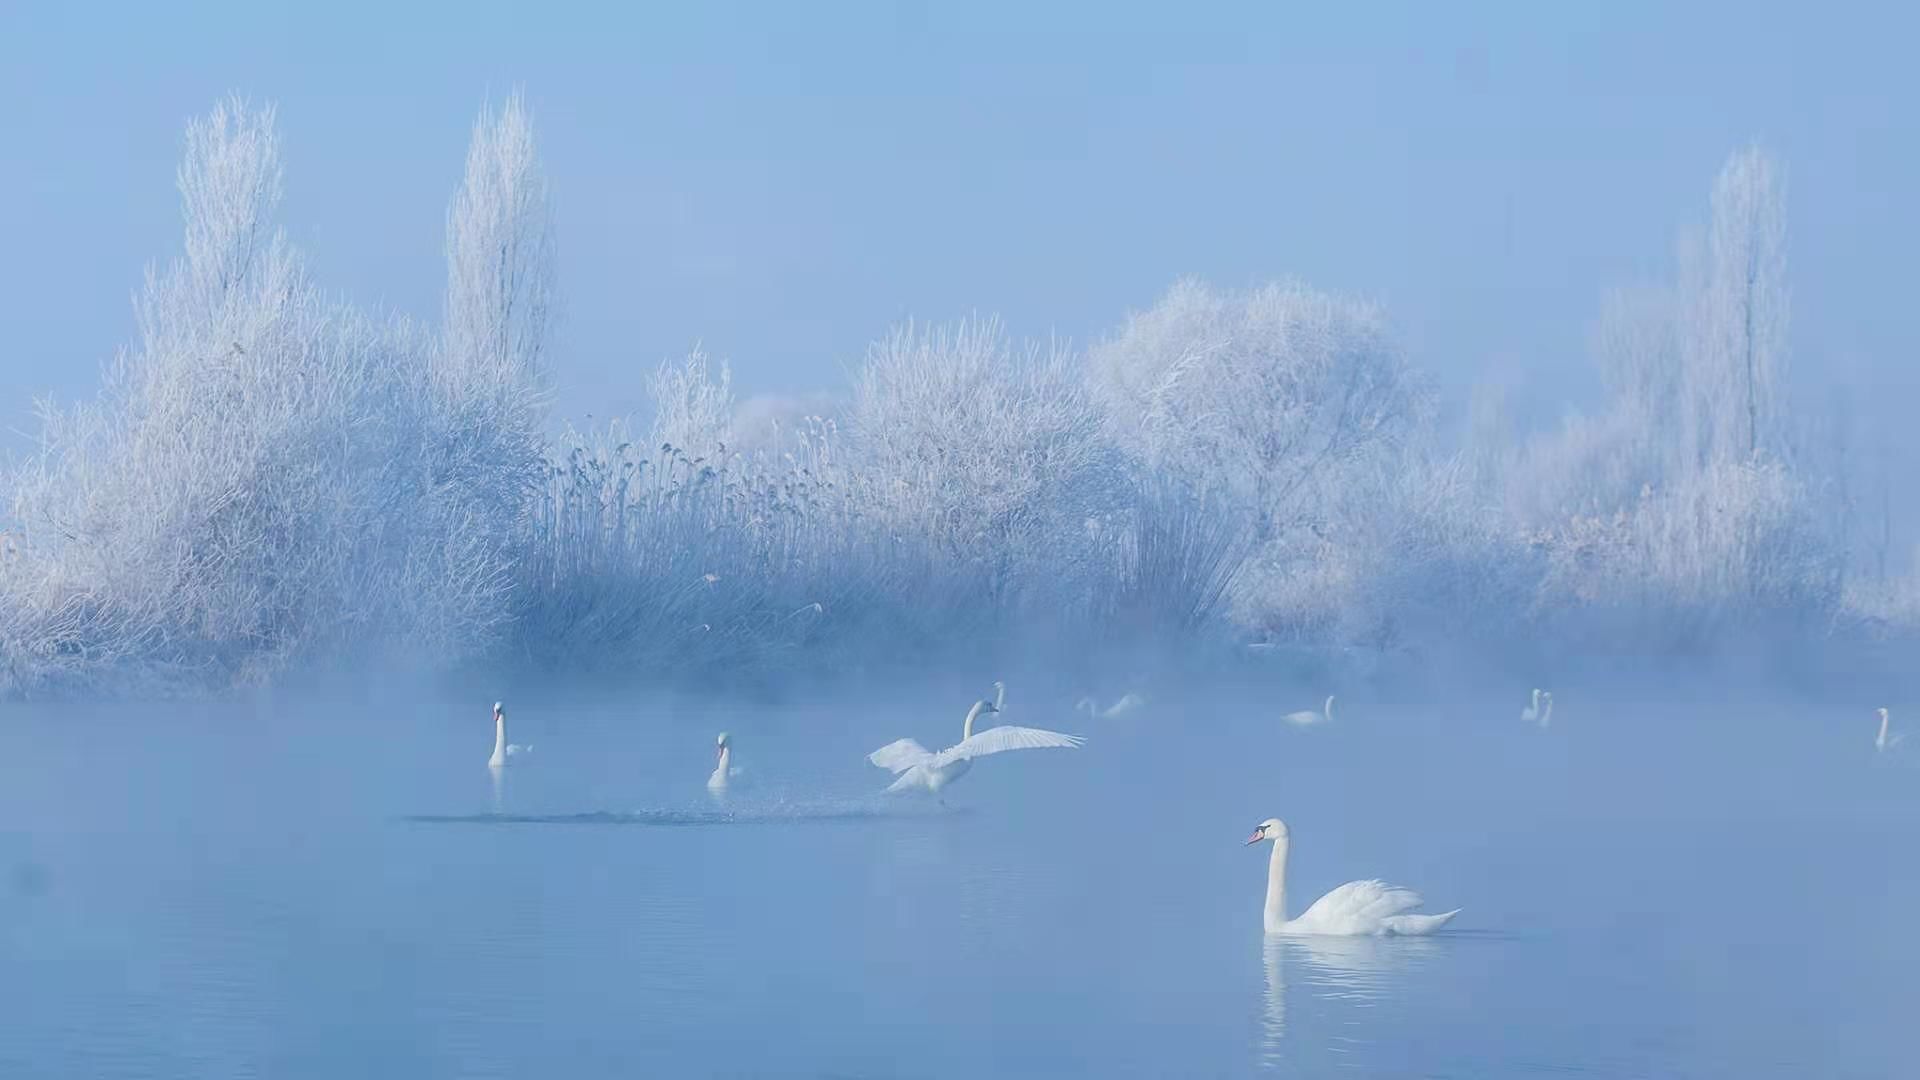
[[868, 691, 1084, 799]]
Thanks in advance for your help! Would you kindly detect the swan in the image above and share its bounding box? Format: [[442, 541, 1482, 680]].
[[1075, 692, 1146, 719], [1282, 696, 1334, 727], [488, 702, 532, 768], [1520, 689, 1542, 723], [869, 698, 1084, 799], [1875, 708, 1904, 752], [1539, 691, 1554, 727], [1245, 818, 1458, 936], [707, 731, 743, 791]]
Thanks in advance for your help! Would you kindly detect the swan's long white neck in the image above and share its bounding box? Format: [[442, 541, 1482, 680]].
[[963, 700, 988, 741], [716, 744, 731, 775], [1878, 710, 1890, 748], [1264, 835, 1290, 934], [491, 715, 507, 764], [1323, 696, 1334, 721]]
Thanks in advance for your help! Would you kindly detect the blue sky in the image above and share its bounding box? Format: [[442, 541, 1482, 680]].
[[1, 1, 1913, 434]]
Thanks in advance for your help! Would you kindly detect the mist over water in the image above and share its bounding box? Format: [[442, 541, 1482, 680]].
[[4, 680, 1914, 1077], [3, 12, 1917, 1075]]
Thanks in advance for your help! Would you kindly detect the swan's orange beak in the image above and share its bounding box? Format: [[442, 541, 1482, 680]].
[[1243, 829, 1264, 845]]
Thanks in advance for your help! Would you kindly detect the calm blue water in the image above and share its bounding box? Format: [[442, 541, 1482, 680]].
[[2, 688, 1916, 1077]]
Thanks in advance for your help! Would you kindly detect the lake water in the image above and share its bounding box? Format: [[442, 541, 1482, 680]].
[[3, 685, 1916, 1077]]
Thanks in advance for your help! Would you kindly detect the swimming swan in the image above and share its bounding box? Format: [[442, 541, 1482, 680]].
[[707, 731, 743, 791], [1521, 689, 1542, 723], [1245, 818, 1458, 936], [1283, 696, 1334, 727], [869, 698, 1084, 798], [488, 702, 532, 769], [1876, 708, 1904, 752]]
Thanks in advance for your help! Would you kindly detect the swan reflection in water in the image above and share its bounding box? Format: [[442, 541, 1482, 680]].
[[1259, 935, 1441, 1069]]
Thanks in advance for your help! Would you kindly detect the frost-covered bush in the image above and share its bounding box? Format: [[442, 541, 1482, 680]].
[[1524, 461, 1839, 651], [511, 414, 995, 681], [646, 349, 734, 459]]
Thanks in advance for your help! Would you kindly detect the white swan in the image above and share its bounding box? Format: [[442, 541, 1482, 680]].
[[707, 731, 743, 791], [1876, 707, 1904, 752], [1245, 818, 1458, 936], [488, 702, 532, 768], [1520, 688, 1542, 723], [869, 698, 1084, 799], [1538, 691, 1554, 727], [1075, 692, 1146, 719], [1282, 696, 1334, 727]]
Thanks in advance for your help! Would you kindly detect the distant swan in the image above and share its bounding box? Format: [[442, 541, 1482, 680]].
[[1520, 689, 1542, 723], [707, 731, 742, 791], [1876, 708, 1904, 752], [1522, 689, 1555, 727], [1075, 692, 1146, 719], [869, 698, 1084, 799], [1245, 818, 1458, 936], [1282, 696, 1334, 727], [488, 702, 532, 768]]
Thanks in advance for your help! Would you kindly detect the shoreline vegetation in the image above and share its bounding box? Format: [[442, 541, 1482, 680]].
[[3, 94, 1912, 700]]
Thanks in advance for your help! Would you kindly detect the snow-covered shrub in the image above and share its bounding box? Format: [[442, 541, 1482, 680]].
[[511, 413, 993, 681], [1528, 459, 1838, 647]]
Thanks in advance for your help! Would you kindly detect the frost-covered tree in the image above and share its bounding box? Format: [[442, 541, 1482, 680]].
[[1088, 279, 1420, 538], [444, 91, 553, 393], [1688, 146, 1789, 465], [407, 92, 557, 661], [0, 96, 542, 692], [850, 318, 1112, 597], [433, 91, 552, 544], [1508, 145, 1832, 648]]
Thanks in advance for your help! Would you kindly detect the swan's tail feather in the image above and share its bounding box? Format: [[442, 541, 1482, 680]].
[[1382, 908, 1459, 936]]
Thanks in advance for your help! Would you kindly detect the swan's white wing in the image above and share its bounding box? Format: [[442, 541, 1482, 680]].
[[1289, 879, 1425, 935], [884, 764, 937, 793], [934, 725, 1085, 766], [1380, 909, 1459, 936], [869, 738, 935, 773]]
